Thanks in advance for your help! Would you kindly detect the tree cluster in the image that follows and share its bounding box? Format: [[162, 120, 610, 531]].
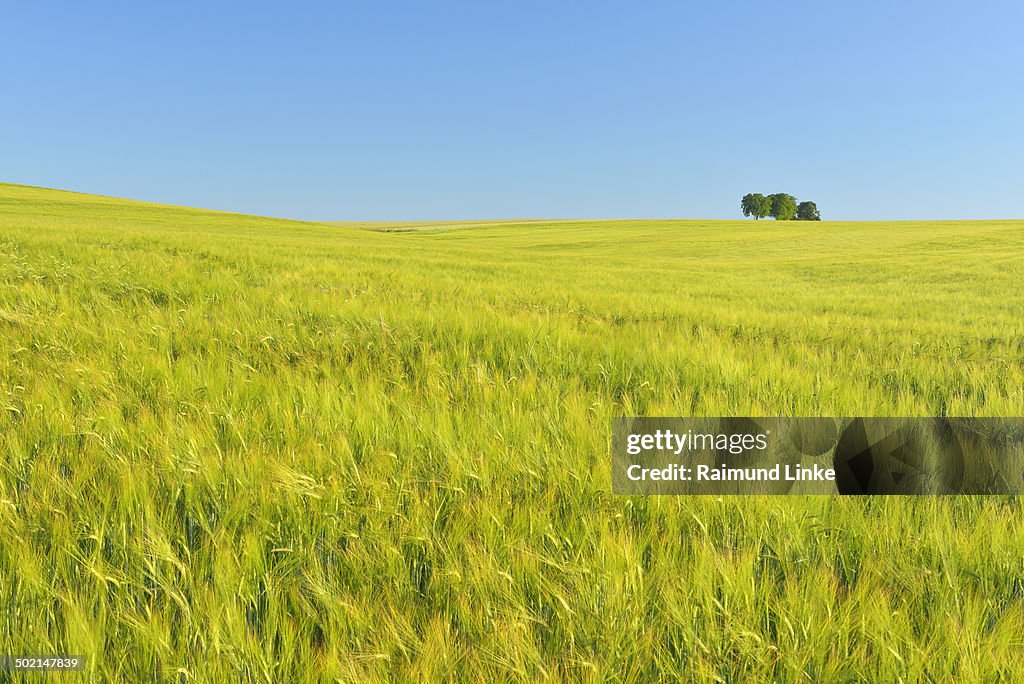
[[741, 193, 820, 221]]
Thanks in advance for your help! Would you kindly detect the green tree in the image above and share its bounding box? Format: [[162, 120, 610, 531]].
[[740, 193, 772, 220], [769, 193, 797, 220], [796, 201, 821, 221]]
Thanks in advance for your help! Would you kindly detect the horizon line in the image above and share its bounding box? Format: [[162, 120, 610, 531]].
[[3, 180, 1022, 225]]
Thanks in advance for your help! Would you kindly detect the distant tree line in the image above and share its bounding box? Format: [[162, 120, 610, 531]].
[[741, 193, 820, 221]]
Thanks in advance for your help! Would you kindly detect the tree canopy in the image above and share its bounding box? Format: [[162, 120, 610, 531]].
[[796, 201, 821, 221], [740, 193, 772, 220], [769, 193, 797, 221], [741, 192, 820, 220]]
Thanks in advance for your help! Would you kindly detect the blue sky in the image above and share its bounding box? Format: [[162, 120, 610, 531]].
[[2, 2, 1021, 221]]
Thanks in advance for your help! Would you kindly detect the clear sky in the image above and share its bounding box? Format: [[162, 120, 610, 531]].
[[2, 2, 1022, 221]]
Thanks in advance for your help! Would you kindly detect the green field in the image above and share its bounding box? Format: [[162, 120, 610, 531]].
[[1, 182, 1023, 681]]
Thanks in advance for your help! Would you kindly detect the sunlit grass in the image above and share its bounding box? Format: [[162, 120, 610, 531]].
[[1, 182, 1023, 680]]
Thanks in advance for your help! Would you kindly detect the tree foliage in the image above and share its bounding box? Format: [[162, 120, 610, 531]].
[[769, 193, 797, 221], [741, 192, 819, 221], [741, 193, 772, 220], [796, 201, 821, 221]]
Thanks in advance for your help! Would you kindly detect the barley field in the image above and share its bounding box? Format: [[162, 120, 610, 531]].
[[1, 181, 1023, 681]]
